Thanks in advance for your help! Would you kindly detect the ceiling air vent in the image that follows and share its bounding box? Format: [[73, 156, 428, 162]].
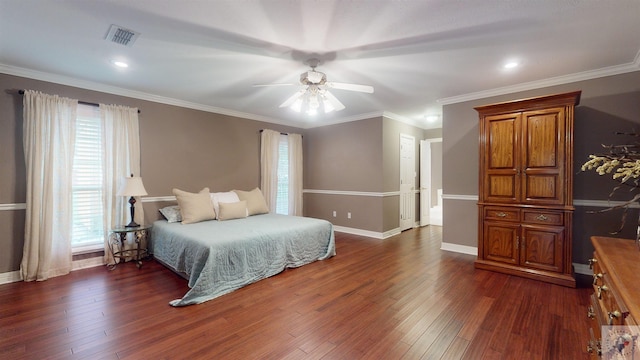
[[105, 24, 140, 47]]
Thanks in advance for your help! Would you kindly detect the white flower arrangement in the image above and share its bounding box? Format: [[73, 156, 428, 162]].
[[581, 133, 640, 248]]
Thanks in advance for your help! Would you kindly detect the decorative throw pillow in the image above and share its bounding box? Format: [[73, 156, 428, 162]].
[[172, 187, 216, 224], [159, 205, 182, 223], [217, 200, 248, 221], [233, 187, 269, 215], [210, 191, 240, 218]]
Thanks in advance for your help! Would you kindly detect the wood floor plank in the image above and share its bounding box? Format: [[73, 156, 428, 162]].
[[0, 226, 592, 359]]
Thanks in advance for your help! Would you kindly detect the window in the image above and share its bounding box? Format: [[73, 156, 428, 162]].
[[71, 104, 104, 251], [275, 134, 289, 215]]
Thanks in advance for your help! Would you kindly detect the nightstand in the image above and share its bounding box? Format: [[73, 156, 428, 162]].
[[108, 224, 151, 270]]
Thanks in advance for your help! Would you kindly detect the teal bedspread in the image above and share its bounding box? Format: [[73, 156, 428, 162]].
[[151, 214, 336, 306]]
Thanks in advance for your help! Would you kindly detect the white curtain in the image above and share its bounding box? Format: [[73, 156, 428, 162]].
[[260, 129, 280, 213], [101, 104, 142, 265], [288, 133, 303, 216], [260, 129, 303, 215], [21, 90, 78, 281]]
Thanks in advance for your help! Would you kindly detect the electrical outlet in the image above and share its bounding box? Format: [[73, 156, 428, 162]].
[[332, 211, 337, 217], [347, 212, 351, 219]]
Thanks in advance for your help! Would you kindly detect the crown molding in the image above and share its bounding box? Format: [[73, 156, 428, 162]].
[[0, 64, 413, 130], [437, 53, 640, 105], [383, 111, 438, 130], [0, 63, 308, 126]]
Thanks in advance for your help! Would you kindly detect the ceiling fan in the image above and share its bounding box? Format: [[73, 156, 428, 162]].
[[254, 59, 374, 115]]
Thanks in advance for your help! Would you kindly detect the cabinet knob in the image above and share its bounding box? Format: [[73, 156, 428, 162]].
[[587, 306, 595, 319], [592, 272, 603, 285], [586, 342, 602, 356], [588, 258, 597, 269], [535, 214, 548, 221], [496, 212, 507, 217], [597, 285, 608, 299], [608, 310, 621, 325]]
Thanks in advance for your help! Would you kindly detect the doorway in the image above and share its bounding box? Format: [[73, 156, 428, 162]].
[[399, 134, 415, 231], [420, 138, 443, 226]]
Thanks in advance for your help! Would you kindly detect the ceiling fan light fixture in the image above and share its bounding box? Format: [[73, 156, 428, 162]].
[[291, 98, 303, 112], [308, 94, 320, 110], [266, 59, 371, 116], [323, 98, 335, 113], [306, 71, 324, 84]]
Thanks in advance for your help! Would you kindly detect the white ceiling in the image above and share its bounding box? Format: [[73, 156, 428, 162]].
[[2, 1, 640, 130]]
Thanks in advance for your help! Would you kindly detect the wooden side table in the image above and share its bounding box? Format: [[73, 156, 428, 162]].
[[108, 224, 152, 270]]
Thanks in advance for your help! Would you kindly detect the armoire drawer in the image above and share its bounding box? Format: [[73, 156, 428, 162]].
[[522, 209, 563, 226], [484, 207, 519, 222]]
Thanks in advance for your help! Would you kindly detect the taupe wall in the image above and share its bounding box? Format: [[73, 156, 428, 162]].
[[0, 73, 300, 273], [303, 116, 428, 233], [0, 72, 434, 274], [442, 70, 640, 264]]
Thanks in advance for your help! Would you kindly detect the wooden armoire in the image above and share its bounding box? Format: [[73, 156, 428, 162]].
[[475, 91, 581, 288]]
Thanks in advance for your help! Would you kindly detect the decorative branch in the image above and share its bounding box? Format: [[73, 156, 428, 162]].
[[581, 131, 640, 247]]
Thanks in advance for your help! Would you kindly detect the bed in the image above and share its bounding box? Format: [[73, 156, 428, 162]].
[[151, 213, 336, 306]]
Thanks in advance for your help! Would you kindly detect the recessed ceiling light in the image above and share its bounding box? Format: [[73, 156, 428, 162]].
[[425, 115, 440, 123], [111, 60, 129, 68], [504, 61, 519, 69]]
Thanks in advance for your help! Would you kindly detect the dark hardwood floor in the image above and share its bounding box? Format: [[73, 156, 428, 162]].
[[0, 226, 592, 359]]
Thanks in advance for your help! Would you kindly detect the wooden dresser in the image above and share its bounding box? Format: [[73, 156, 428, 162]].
[[587, 236, 640, 358], [475, 91, 581, 287]]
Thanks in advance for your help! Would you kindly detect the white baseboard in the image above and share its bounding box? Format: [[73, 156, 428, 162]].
[[573, 263, 592, 276], [0, 270, 22, 285], [440, 242, 478, 256], [72, 256, 105, 271], [0, 256, 105, 285], [332, 225, 402, 239]]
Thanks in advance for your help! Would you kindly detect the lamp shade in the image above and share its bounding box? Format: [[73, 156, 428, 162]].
[[116, 176, 148, 197]]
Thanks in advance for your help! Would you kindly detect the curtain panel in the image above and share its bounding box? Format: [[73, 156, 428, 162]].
[[260, 129, 303, 216], [260, 129, 280, 213], [21, 90, 78, 281], [288, 133, 303, 216], [21, 91, 143, 279], [100, 104, 143, 265]]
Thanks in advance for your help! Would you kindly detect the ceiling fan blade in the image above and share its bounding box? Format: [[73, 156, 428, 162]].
[[321, 90, 346, 112], [326, 82, 374, 93], [279, 88, 307, 108]]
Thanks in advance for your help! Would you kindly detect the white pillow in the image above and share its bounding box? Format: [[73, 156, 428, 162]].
[[217, 200, 248, 221], [159, 205, 182, 223], [210, 191, 240, 218], [173, 187, 216, 224]]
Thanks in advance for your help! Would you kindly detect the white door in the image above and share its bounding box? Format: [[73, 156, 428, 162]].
[[399, 134, 415, 231], [420, 139, 431, 226]]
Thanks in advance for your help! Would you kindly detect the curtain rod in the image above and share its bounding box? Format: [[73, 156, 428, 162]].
[[260, 129, 289, 136], [18, 90, 141, 114], [259, 129, 303, 138]]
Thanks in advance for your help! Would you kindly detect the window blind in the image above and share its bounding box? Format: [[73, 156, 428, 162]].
[[71, 105, 104, 248], [276, 135, 289, 215]]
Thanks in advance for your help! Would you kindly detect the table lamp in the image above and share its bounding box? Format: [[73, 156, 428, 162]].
[[117, 174, 148, 227]]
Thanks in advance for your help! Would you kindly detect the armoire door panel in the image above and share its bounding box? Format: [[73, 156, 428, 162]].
[[484, 222, 519, 265], [487, 116, 518, 169], [521, 225, 564, 273], [521, 107, 566, 205], [524, 174, 561, 202], [524, 111, 562, 168], [484, 113, 521, 203], [487, 174, 517, 200]]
